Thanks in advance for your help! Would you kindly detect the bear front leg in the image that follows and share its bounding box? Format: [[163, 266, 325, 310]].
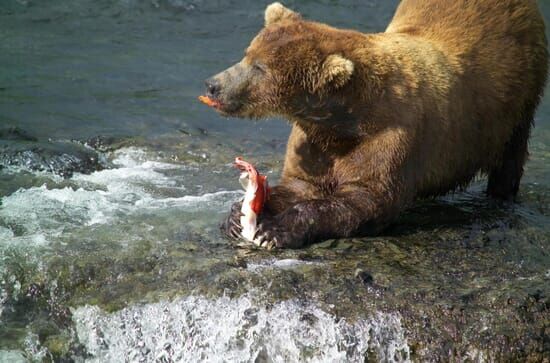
[[255, 190, 386, 248], [264, 184, 308, 215]]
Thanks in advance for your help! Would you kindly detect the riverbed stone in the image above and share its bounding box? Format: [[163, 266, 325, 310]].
[[0, 137, 548, 361], [0, 135, 104, 178], [2, 207, 547, 361]]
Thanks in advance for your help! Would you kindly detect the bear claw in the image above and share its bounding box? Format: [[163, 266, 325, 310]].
[[221, 200, 244, 240]]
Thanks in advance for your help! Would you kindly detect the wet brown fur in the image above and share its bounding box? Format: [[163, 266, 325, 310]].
[[216, 1, 548, 247]]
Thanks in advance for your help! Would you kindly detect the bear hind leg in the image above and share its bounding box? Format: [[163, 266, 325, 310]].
[[486, 109, 534, 201]]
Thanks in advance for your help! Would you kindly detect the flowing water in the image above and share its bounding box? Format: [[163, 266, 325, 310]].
[[0, 1, 549, 362]]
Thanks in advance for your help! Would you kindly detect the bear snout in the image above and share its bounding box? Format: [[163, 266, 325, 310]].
[[205, 77, 221, 99], [203, 63, 255, 116]]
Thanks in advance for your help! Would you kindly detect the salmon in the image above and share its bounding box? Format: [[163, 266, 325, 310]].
[[234, 157, 269, 241], [198, 95, 222, 108]]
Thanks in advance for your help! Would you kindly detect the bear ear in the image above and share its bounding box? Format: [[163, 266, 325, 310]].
[[315, 54, 354, 91], [265, 2, 301, 26]]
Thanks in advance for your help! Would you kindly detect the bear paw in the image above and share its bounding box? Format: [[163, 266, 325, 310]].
[[254, 217, 305, 249]]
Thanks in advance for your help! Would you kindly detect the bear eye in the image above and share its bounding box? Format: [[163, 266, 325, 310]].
[[252, 62, 267, 73]]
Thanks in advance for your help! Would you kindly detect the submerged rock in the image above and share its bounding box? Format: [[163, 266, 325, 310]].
[[0, 127, 38, 142], [2, 212, 548, 362], [0, 142, 547, 362], [0, 128, 104, 178]]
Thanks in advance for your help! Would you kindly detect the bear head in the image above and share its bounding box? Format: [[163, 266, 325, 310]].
[[203, 2, 359, 124]]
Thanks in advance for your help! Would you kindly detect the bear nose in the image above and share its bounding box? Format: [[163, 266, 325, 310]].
[[205, 78, 221, 98]]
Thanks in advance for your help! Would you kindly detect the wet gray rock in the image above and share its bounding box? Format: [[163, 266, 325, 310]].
[[0, 140, 547, 362], [4, 213, 548, 362], [0, 127, 38, 142], [0, 128, 104, 178]]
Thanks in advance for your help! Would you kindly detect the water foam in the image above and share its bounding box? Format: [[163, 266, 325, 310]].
[[73, 295, 410, 363], [0, 350, 27, 363], [0, 147, 241, 246], [246, 259, 321, 272], [0, 184, 119, 232]]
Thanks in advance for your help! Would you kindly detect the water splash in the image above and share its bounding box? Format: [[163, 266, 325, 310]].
[[73, 295, 410, 363], [23, 332, 50, 362], [246, 259, 321, 273], [0, 350, 27, 363], [0, 147, 241, 247]]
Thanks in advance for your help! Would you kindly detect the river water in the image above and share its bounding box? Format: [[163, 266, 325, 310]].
[[0, 1, 549, 362]]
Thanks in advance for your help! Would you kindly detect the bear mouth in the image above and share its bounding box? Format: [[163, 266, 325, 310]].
[[198, 94, 247, 118], [220, 103, 246, 117], [198, 95, 223, 109]]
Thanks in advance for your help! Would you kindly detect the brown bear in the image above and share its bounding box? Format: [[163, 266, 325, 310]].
[[203, 1, 548, 248]]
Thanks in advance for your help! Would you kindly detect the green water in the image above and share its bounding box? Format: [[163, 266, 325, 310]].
[[0, 1, 549, 361]]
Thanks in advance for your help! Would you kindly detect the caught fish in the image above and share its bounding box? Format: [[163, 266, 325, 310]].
[[198, 95, 222, 108], [234, 157, 269, 242]]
